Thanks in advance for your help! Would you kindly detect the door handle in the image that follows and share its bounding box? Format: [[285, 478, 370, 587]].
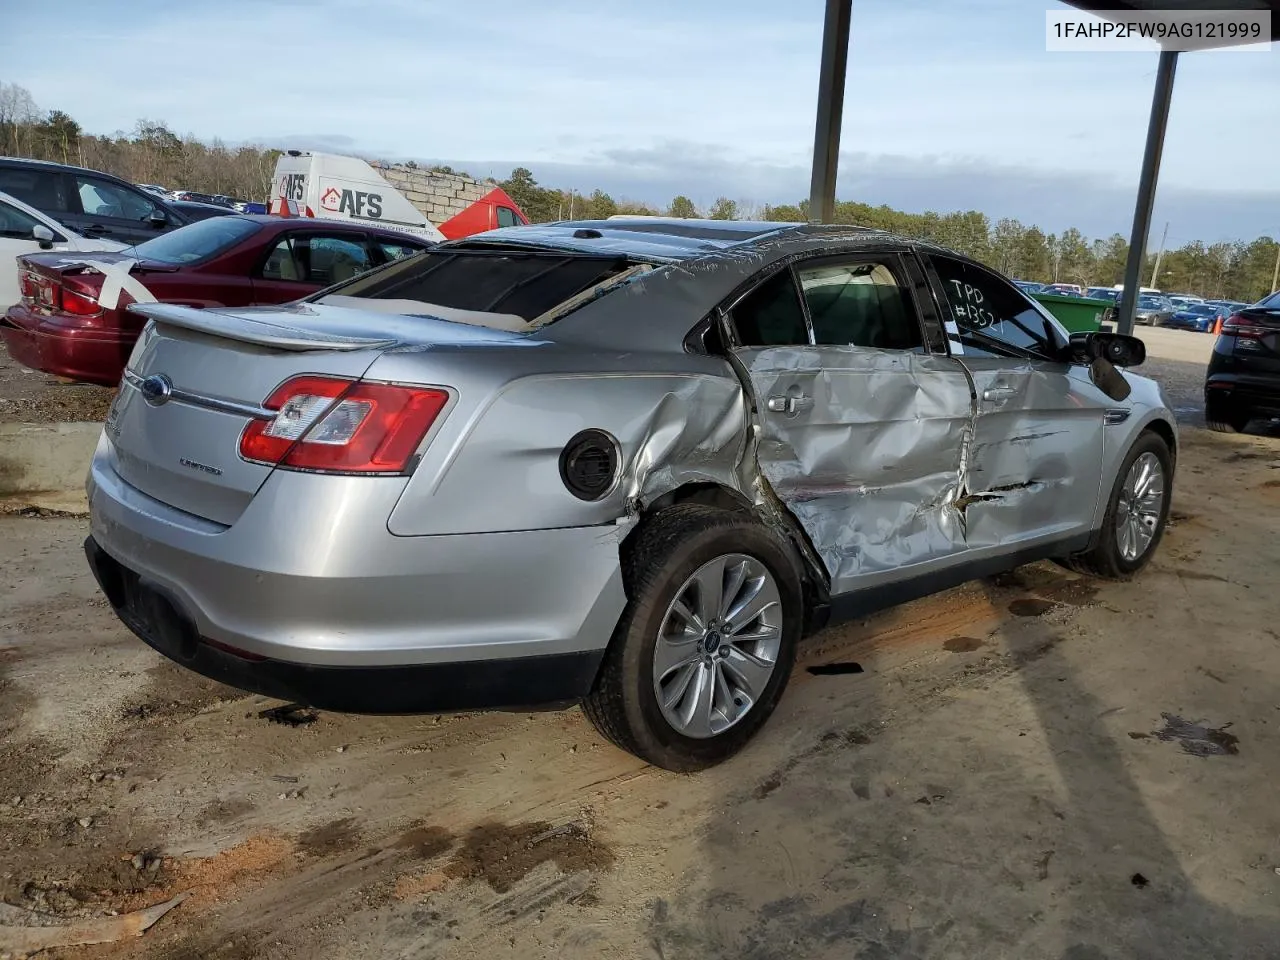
[[767, 395, 813, 415], [982, 385, 1017, 401], [83, 223, 108, 235]]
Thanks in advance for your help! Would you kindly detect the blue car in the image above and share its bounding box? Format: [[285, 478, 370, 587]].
[[1165, 303, 1223, 333]]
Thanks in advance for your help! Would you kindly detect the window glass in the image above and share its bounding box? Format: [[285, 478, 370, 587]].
[[797, 259, 922, 351], [331, 250, 631, 321], [931, 255, 1057, 358], [496, 206, 520, 228], [0, 168, 69, 211], [261, 237, 304, 281], [731, 269, 809, 346], [74, 176, 156, 220], [0, 199, 44, 240], [132, 216, 259, 264], [308, 236, 372, 284], [376, 239, 423, 263]]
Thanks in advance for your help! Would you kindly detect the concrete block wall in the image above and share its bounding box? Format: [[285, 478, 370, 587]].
[[372, 163, 497, 226]]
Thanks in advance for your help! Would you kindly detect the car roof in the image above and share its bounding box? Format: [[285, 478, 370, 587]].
[[0, 156, 136, 180], [455, 218, 894, 262], [206, 214, 434, 239]]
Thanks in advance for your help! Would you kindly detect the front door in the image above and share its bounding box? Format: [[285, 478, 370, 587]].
[[727, 252, 975, 597], [924, 253, 1107, 552], [67, 174, 166, 246]]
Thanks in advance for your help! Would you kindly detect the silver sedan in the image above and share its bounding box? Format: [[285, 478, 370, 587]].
[[84, 219, 1177, 770]]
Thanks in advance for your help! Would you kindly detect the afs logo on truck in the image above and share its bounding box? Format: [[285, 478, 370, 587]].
[[278, 173, 306, 202], [318, 186, 383, 219]]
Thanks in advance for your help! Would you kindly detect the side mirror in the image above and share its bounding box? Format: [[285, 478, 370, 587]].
[[1067, 331, 1145, 368], [32, 224, 55, 249], [148, 209, 167, 227]]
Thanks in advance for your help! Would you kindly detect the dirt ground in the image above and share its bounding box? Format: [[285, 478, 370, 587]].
[[3, 329, 1280, 959], [0, 350, 114, 424]]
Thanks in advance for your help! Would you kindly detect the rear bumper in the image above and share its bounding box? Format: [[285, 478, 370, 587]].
[[1204, 371, 1280, 413], [86, 440, 628, 711], [1, 304, 133, 386], [85, 536, 601, 712]]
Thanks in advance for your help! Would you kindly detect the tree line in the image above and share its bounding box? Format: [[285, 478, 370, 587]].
[[3, 80, 1276, 302]]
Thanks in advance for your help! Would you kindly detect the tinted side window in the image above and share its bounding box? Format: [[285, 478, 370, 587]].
[[731, 269, 809, 346], [0, 199, 45, 239], [496, 206, 520, 228], [930, 255, 1056, 358], [0, 167, 69, 212], [797, 259, 923, 351], [74, 176, 156, 220]]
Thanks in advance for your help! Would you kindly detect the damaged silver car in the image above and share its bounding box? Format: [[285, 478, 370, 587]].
[[83, 219, 1176, 771]]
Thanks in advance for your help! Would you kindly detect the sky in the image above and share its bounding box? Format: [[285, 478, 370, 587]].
[[2, 0, 1277, 244]]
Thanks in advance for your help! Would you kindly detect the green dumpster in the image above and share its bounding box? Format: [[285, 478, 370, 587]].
[[1031, 293, 1115, 334]]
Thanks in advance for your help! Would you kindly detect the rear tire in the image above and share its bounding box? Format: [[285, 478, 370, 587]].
[[1066, 431, 1172, 580], [1205, 397, 1250, 434], [582, 504, 803, 772]]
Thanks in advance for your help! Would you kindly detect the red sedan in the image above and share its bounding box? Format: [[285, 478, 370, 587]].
[[1, 215, 430, 386]]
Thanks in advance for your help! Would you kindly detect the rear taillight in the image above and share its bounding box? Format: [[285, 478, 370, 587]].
[[59, 287, 103, 317], [1220, 314, 1267, 339], [239, 375, 448, 474], [18, 270, 38, 302]]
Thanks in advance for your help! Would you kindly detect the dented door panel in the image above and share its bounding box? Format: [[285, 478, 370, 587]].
[[958, 358, 1105, 549], [735, 345, 975, 595]]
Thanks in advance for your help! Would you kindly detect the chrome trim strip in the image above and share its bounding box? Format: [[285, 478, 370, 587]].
[[1104, 408, 1131, 425], [123, 370, 274, 420]]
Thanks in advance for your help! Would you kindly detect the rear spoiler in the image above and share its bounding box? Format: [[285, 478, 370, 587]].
[[128, 303, 398, 352]]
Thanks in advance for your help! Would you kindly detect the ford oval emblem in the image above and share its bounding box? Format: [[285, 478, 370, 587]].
[[140, 374, 173, 406]]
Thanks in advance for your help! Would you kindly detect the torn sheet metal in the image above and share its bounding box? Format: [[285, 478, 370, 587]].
[[958, 360, 1105, 549], [628, 380, 750, 504], [734, 345, 973, 595]]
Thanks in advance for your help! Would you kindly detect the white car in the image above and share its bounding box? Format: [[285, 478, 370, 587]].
[[0, 190, 126, 309]]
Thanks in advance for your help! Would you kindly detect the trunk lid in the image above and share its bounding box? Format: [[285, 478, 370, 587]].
[[107, 301, 511, 525], [1225, 306, 1280, 372]]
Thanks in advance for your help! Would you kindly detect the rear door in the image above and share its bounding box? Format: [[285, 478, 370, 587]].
[[250, 230, 374, 301], [727, 250, 975, 596], [924, 253, 1106, 552], [65, 173, 166, 245], [0, 165, 73, 227]]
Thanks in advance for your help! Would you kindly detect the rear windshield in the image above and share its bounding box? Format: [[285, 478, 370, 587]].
[[132, 216, 260, 264], [322, 249, 633, 322]]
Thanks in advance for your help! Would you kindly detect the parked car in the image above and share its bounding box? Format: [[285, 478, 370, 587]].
[[0, 190, 126, 309], [1204, 289, 1280, 432], [1165, 302, 1223, 333], [1085, 287, 1120, 302], [1134, 293, 1175, 326], [1042, 283, 1084, 296], [1012, 280, 1044, 294], [80, 219, 1177, 770], [136, 183, 171, 199], [171, 199, 239, 222], [0, 158, 193, 245], [2, 215, 430, 385], [171, 190, 234, 208]]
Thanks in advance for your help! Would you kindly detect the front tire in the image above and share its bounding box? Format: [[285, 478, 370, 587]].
[[582, 504, 803, 772], [1067, 431, 1172, 579]]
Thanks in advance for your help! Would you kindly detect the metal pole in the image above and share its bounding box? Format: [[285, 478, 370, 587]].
[[808, 0, 852, 224], [1271, 239, 1279, 294], [1118, 50, 1177, 335]]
